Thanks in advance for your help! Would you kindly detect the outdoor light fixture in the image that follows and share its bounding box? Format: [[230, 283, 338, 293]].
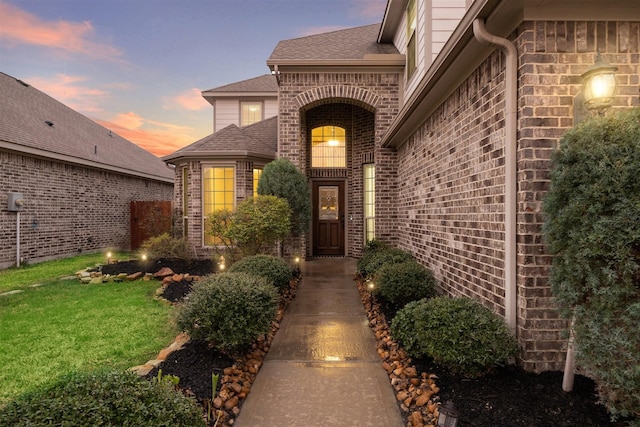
[[106, 251, 112, 264], [437, 401, 459, 427], [366, 280, 375, 293], [141, 253, 147, 262], [575, 52, 618, 122], [218, 255, 226, 271]]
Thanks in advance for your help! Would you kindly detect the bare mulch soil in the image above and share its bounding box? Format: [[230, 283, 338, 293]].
[[100, 257, 214, 276], [107, 258, 629, 426]]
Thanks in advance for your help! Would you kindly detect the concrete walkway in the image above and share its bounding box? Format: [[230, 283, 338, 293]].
[[235, 257, 404, 427]]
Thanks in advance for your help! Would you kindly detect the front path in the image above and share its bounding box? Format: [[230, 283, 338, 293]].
[[234, 257, 403, 427]]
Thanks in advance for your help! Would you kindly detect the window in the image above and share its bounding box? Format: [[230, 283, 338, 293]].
[[182, 167, 188, 238], [253, 168, 262, 197], [203, 166, 235, 246], [311, 126, 346, 168], [406, 0, 417, 79], [363, 164, 375, 243], [241, 102, 262, 126]]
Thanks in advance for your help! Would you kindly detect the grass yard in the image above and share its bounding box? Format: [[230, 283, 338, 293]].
[[0, 251, 128, 293], [0, 261, 176, 404]]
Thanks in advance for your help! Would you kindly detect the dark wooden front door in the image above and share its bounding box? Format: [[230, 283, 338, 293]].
[[312, 181, 345, 256]]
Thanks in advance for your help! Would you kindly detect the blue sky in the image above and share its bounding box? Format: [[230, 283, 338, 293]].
[[0, 0, 386, 156]]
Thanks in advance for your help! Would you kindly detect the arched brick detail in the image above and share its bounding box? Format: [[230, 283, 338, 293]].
[[294, 85, 380, 111]]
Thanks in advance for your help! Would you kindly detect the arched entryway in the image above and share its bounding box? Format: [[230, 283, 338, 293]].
[[301, 101, 375, 258]]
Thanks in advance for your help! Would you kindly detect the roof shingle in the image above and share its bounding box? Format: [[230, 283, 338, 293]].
[[268, 24, 398, 61], [0, 72, 173, 181]]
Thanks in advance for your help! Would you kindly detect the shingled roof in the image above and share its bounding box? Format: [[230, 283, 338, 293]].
[[203, 74, 278, 94], [162, 116, 277, 163], [0, 72, 173, 182], [268, 24, 398, 62]]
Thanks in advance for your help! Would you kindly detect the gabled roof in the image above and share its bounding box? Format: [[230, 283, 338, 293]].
[[203, 74, 278, 95], [162, 116, 277, 164], [0, 72, 173, 182], [267, 24, 401, 68]]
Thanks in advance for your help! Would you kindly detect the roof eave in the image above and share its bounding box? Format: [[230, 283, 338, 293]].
[[379, 0, 406, 43], [201, 91, 278, 98], [162, 150, 276, 165], [267, 55, 405, 70], [1, 140, 174, 183]]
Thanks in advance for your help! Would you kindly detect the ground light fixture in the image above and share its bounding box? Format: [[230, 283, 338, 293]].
[[437, 401, 459, 427], [218, 255, 226, 271], [106, 251, 112, 265], [574, 52, 618, 122]]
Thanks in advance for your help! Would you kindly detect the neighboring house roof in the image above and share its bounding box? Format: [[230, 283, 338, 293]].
[[0, 72, 173, 182], [268, 24, 398, 62], [162, 116, 277, 164], [202, 74, 278, 94]]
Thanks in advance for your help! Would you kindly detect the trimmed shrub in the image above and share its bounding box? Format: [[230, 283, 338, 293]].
[[358, 246, 413, 279], [374, 259, 436, 309], [228, 255, 292, 293], [140, 233, 191, 260], [391, 297, 519, 377], [543, 108, 640, 421], [356, 239, 390, 277], [0, 370, 205, 426], [176, 272, 278, 353]]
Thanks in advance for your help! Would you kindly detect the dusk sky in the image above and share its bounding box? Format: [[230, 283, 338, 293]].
[[0, 0, 386, 157]]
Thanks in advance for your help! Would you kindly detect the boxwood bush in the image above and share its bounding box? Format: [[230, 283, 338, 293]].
[[0, 370, 205, 426], [228, 254, 292, 293], [374, 259, 436, 309], [176, 272, 278, 353], [357, 245, 413, 279], [391, 297, 518, 377], [543, 108, 640, 421]]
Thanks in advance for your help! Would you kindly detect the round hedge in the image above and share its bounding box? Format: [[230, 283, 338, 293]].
[[176, 272, 278, 352], [374, 259, 436, 308], [357, 246, 413, 279], [228, 255, 292, 293], [0, 370, 205, 426], [391, 297, 518, 377]]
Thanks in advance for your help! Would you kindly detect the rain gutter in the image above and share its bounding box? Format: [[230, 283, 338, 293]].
[[472, 18, 518, 334]]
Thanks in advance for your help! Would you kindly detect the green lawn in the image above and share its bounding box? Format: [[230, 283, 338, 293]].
[[0, 251, 128, 293], [0, 256, 176, 404]]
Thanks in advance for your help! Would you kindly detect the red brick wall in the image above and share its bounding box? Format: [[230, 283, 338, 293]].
[[277, 72, 402, 257], [0, 151, 173, 268], [394, 20, 639, 371]]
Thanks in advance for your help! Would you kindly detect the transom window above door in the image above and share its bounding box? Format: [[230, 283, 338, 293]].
[[311, 126, 346, 168]]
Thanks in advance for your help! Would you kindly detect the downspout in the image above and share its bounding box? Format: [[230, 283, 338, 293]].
[[472, 19, 517, 335]]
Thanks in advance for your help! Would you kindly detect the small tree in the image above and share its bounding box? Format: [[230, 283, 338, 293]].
[[258, 158, 311, 237], [206, 195, 291, 259], [543, 108, 640, 422]]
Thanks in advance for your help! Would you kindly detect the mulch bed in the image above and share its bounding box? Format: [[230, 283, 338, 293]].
[[106, 258, 631, 426]]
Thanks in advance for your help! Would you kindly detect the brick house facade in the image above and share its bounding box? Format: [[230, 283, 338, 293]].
[[0, 72, 174, 269], [167, 1, 639, 371]]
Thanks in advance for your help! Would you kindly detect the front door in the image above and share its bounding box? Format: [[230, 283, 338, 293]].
[[312, 181, 345, 256]]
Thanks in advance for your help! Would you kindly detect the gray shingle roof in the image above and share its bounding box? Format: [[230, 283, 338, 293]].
[[203, 75, 278, 93], [268, 24, 398, 61], [163, 116, 277, 162], [0, 72, 173, 182]]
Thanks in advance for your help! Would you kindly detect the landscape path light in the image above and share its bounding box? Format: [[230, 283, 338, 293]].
[[575, 52, 618, 122], [437, 400, 459, 427]]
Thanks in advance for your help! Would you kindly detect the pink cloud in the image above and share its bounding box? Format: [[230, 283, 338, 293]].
[[95, 114, 196, 157], [0, 1, 122, 61], [27, 74, 110, 113], [164, 88, 209, 111]]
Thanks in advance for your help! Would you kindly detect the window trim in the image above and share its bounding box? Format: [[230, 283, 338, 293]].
[[363, 163, 375, 244], [201, 163, 236, 247], [240, 101, 263, 127], [406, 0, 417, 80]]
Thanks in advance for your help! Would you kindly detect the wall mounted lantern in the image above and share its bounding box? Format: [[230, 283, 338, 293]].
[[575, 52, 618, 122]]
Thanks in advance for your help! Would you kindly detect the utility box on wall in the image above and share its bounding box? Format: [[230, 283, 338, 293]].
[[7, 192, 25, 212]]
